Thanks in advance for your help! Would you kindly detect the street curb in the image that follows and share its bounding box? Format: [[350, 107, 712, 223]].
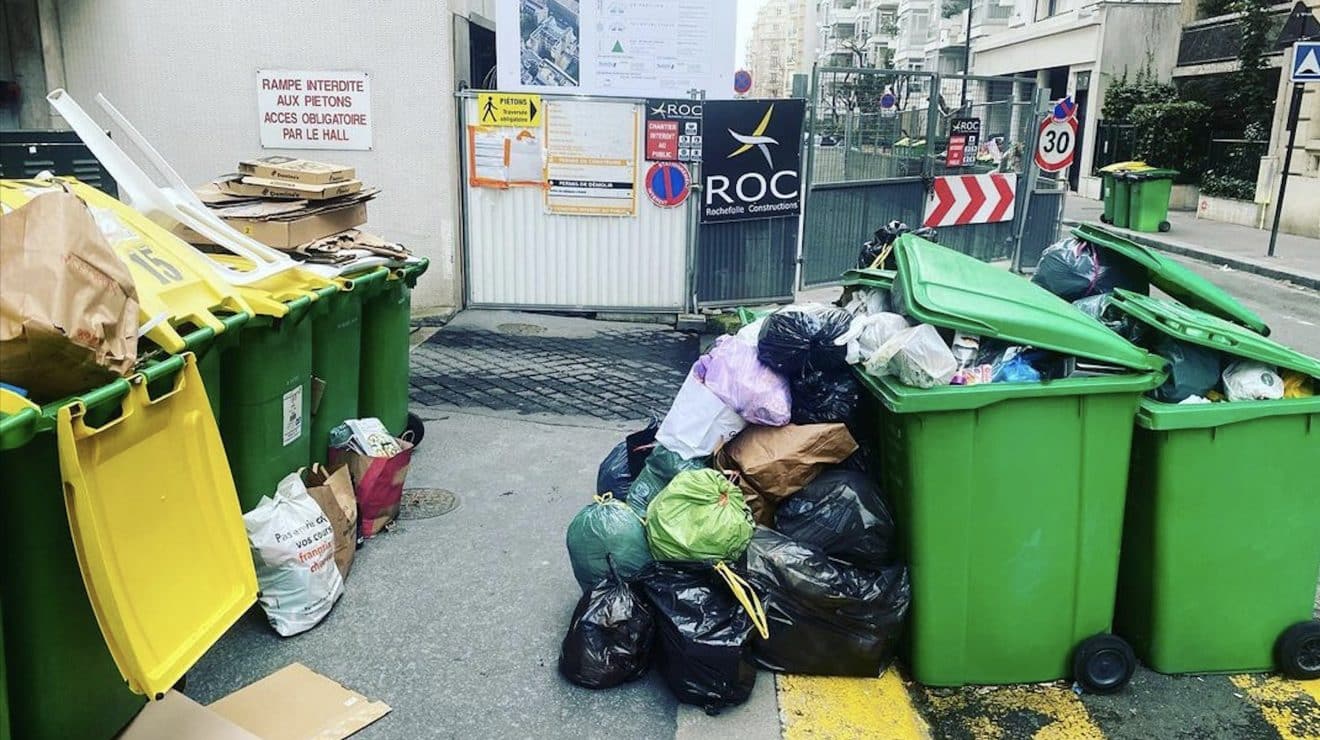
[[1062, 219, 1320, 292]]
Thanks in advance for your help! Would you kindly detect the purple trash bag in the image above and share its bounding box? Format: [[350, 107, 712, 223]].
[[694, 336, 792, 427]]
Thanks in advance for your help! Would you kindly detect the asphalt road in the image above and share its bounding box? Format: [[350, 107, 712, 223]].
[[1165, 255, 1320, 358]]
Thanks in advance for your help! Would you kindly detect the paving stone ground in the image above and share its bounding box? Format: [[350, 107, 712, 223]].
[[409, 319, 696, 421]]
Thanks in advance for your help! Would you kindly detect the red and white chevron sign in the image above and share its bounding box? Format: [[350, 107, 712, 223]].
[[922, 173, 1017, 228]]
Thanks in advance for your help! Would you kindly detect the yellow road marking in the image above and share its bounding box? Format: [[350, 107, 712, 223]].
[[1230, 674, 1320, 740], [919, 683, 1105, 740], [778, 671, 931, 740]]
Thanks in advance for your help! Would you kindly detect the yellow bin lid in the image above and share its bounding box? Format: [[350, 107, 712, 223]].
[[1097, 160, 1150, 173], [0, 178, 254, 353], [55, 353, 257, 698]]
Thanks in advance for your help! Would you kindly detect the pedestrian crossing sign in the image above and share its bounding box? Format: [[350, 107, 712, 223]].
[[476, 92, 543, 127], [1292, 42, 1320, 83]]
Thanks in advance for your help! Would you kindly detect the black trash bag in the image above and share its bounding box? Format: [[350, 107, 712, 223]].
[[1032, 238, 1144, 301], [756, 306, 852, 376], [789, 368, 861, 425], [1150, 335, 1222, 403], [595, 420, 659, 499], [640, 562, 758, 713], [774, 469, 897, 569], [745, 528, 910, 676], [559, 560, 656, 689]]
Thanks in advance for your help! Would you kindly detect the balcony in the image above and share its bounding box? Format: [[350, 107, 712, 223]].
[[1176, 2, 1292, 68]]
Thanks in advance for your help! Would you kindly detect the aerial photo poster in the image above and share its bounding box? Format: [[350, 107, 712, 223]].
[[495, 0, 737, 99]]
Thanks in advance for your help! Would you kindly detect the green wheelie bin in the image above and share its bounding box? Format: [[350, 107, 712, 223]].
[[0, 390, 145, 740], [1110, 290, 1320, 679], [1123, 168, 1178, 233], [359, 258, 429, 442], [844, 235, 1165, 691], [308, 268, 388, 465], [219, 294, 317, 512], [1097, 161, 1147, 227]]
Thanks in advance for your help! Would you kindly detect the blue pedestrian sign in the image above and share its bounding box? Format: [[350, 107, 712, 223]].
[[1292, 41, 1320, 83]]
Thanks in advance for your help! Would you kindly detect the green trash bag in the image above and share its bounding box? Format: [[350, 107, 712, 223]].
[[567, 493, 653, 592], [626, 444, 709, 519], [646, 469, 755, 563]]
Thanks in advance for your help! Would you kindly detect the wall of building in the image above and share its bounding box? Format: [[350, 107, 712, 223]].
[[55, 0, 461, 314], [1260, 39, 1320, 237]]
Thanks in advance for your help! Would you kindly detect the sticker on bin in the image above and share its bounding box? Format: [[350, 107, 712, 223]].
[[283, 386, 304, 446]]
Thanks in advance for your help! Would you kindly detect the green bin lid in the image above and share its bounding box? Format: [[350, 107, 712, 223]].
[[1071, 223, 1271, 335], [891, 235, 1164, 372], [1108, 289, 1320, 379], [1120, 168, 1179, 181], [840, 267, 897, 289]]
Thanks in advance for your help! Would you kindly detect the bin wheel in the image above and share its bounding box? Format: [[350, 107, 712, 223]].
[[403, 411, 426, 446], [1275, 620, 1320, 680], [1072, 634, 1136, 694], [1158, 221, 1171, 233], [1100, 214, 1111, 224]]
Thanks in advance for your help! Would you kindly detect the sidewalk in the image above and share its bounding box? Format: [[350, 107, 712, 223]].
[[1063, 199, 1320, 291]]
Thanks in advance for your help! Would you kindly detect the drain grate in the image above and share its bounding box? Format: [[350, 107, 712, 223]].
[[397, 488, 460, 520]]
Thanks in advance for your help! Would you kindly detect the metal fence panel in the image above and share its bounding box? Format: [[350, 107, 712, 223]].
[[696, 217, 798, 305], [801, 179, 926, 285]]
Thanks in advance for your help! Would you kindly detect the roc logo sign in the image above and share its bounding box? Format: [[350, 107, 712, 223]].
[[700, 99, 806, 223]]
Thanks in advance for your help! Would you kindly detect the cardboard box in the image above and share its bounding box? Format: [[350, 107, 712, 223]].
[[208, 663, 391, 740], [238, 155, 355, 184], [217, 175, 363, 200]]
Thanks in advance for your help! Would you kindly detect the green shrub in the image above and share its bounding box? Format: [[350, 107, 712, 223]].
[[1200, 170, 1256, 200], [1130, 101, 1211, 181], [1102, 70, 1178, 122]]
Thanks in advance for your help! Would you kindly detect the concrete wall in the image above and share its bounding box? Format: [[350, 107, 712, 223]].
[[56, 0, 461, 313], [1258, 25, 1320, 238]]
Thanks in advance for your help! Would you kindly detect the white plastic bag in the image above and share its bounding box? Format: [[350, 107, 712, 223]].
[[656, 370, 748, 459], [843, 287, 891, 316], [1222, 361, 1284, 402], [736, 317, 766, 346], [863, 324, 958, 389], [836, 312, 911, 365], [243, 473, 346, 636]]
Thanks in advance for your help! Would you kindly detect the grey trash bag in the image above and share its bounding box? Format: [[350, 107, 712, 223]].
[[1150, 335, 1221, 403]]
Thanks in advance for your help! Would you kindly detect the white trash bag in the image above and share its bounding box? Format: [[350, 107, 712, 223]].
[[243, 473, 346, 636], [1222, 360, 1284, 402], [864, 324, 958, 389], [843, 287, 891, 317], [656, 370, 747, 460], [836, 312, 911, 365]]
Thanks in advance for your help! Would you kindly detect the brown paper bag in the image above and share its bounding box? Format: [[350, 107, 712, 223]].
[[329, 439, 413, 538], [302, 464, 357, 579], [716, 423, 858, 504], [0, 190, 138, 401]]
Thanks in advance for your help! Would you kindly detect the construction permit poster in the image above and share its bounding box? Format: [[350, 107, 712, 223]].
[[543, 100, 638, 217]]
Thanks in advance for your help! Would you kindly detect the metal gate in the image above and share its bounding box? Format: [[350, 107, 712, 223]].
[[801, 67, 1064, 286]]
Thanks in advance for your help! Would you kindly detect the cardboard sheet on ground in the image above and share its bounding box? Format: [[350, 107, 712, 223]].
[[208, 663, 391, 740], [119, 692, 259, 740]]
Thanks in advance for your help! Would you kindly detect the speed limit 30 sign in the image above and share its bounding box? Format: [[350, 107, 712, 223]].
[[1034, 114, 1078, 173]]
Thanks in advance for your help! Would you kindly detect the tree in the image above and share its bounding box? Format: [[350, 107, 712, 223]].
[[1230, 0, 1273, 130]]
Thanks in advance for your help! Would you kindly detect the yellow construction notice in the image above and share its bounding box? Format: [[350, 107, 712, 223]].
[[477, 92, 543, 127]]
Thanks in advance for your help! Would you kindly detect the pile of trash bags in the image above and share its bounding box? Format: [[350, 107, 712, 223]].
[[560, 312, 912, 713]]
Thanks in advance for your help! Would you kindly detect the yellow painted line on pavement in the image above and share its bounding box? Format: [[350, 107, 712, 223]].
[[919, 683, 1105, 740], [778, 671, 932, 740], [1230, 674, 1320, 740]]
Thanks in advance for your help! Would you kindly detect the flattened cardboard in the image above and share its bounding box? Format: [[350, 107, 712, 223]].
[[119, 691, 260, 740], [238, 155, 356, 184], [225, 203, 367, 248], [217, 175, 363, 200], [208, 663, 391, 740]]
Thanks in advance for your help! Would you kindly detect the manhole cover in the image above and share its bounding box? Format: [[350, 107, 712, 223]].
[[496, 322, 547, 336], [398, 488, 460, 520]]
